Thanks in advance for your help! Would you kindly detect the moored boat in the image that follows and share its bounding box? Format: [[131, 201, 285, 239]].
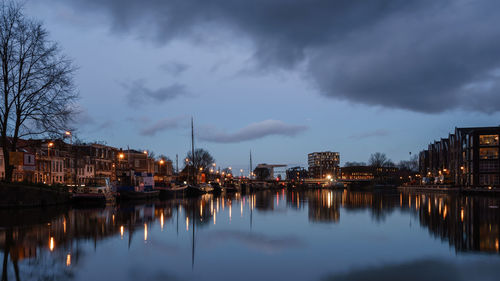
[[71, 177, 115, 204], [155, 181, 188, 198], [117, 172, 160, 201]]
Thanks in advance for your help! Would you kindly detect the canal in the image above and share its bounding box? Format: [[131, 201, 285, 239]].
[[1, 189, 500, 281]]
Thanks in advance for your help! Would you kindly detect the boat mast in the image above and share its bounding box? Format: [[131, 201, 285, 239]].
[[191, 117, 196, 185], [249, 150, 253, 179]]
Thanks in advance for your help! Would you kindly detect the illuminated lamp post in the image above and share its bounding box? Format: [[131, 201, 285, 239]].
[[48, 142, 54, 184]]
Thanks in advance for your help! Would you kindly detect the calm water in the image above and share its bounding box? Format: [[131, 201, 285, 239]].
[[1, 189, 500, 281]]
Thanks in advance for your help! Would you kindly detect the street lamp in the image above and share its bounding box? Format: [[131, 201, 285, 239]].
[[48, 142, 54, 184]]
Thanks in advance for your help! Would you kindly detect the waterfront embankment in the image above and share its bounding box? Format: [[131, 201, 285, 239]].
[[0, 183, 70, 208], [398, 185, 500, 196]]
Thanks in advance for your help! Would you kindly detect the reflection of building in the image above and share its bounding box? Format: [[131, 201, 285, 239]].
[[308, 151, 340, 179], [308, 190, 340, 223], [419, 126, 500, 188], [412, 192, 500, 254]]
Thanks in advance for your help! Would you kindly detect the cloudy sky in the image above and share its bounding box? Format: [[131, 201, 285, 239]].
[[22, 0, 500, 172]]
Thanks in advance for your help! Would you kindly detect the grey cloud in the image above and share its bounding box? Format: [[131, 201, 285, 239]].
[[199, 120, 308, 143], [124, 80, 186, 106], [349, 129, 390, 139], [201, 230, 304, 254], [55, 0, 500, 113], [159, 61, 189, 76], [71, 105, 95, 127], [96, 120, 114, 131], [140, 116, 187, 136]]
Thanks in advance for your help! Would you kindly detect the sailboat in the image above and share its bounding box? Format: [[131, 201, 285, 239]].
[[185, 117, 209, 196]]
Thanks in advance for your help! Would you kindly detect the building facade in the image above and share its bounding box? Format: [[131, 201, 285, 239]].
[[286, 166, 308, 181], [1, 139, 165, 186], [419, 126, 500, 188], [308, 151, 340, 179]]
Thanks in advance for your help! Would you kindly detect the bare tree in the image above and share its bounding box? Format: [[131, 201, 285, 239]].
[[0, 2, 77, 182], [157, 154, 171, 162], [368, 152, 393, 168], [398, 155, 419, 172], [344, 161, 367, 167], [185, 148, 215, 171]]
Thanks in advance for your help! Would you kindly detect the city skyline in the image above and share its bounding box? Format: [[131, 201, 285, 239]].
[[19, 0, 500, 170]]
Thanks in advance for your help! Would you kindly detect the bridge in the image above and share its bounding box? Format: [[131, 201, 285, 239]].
[[255, 164, 287, 179]]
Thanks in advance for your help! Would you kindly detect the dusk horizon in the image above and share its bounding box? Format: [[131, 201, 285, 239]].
[[15, 0, 500, 171]]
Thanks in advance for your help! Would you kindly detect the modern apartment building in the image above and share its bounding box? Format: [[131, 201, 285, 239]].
[[308, 151, 340, 179], [419, 126, 500, 188]]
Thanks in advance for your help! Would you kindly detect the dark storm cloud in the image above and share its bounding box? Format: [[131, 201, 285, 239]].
[[124, 80, 186, 106], [199, 120, 308, 143], [55, 0, 500, 113]]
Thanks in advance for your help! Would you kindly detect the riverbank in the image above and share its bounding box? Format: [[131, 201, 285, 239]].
[[398, 185, 500, 196], [0, 183, 71, 208]]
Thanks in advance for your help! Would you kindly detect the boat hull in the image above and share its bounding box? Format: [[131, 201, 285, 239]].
[[119, 190, 160, 200]]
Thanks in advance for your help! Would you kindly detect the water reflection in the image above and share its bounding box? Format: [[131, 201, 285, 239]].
[[1, 189, 499, 280]]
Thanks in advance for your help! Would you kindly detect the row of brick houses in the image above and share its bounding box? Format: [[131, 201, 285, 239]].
[[0, 139, 173, 185], [419, 126, 500, 188]]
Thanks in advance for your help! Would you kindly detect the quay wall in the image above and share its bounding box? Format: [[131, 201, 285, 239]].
[[0, 183, 70, 208]]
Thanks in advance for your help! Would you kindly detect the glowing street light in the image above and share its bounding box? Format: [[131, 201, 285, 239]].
[[119, 153, 125, 159]]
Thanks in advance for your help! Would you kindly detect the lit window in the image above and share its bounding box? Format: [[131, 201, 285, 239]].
[[479, 135, 499, 146], [480, 148, 499, 159]]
